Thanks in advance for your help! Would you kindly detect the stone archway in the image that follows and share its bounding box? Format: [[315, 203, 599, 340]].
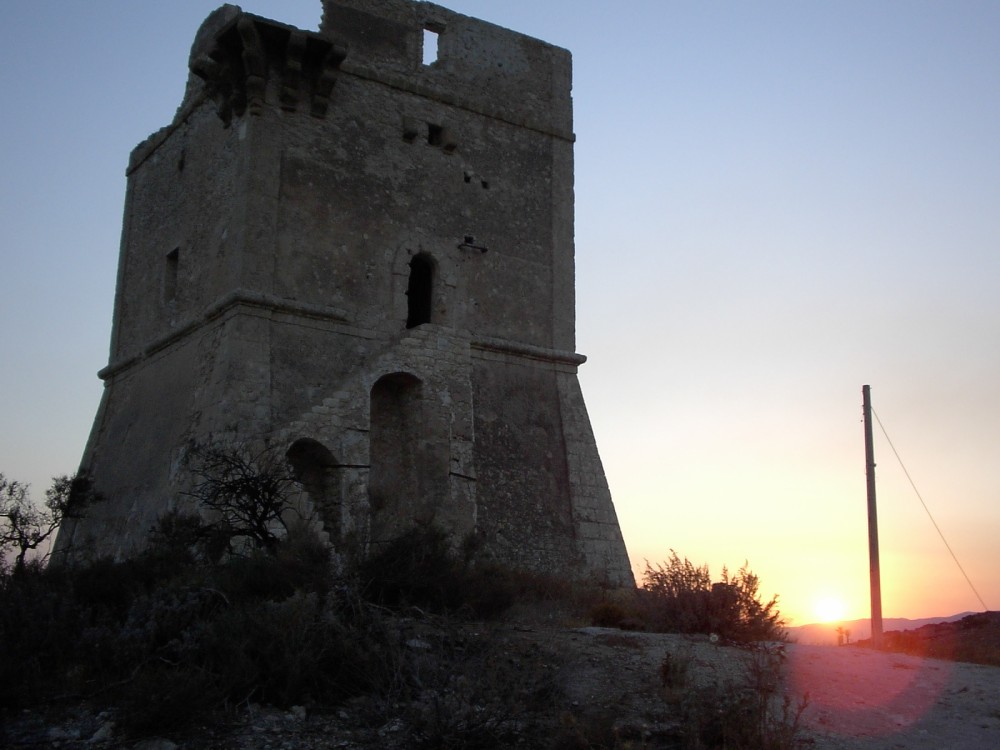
[[368, 373, 425, 544], [286, 438, 341, 545]]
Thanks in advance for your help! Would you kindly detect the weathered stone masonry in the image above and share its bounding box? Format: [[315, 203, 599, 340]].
[[55, 0, 634, 586]]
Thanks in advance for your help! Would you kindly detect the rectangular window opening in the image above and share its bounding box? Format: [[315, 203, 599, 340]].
[[428, 123, 444, 147], [422, 28, 440, 66], [164, 248, 179, 303]]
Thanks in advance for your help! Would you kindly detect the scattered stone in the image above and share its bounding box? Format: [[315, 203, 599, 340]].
[[48, 725, 82, 742], [89, 720, 115, 743], [378, 718, 406, 736]]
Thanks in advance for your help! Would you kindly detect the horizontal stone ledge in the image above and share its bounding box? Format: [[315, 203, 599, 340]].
[[470, 336, 586, 368], [98, 291, 350, 381], [98, 296, 585, 380]]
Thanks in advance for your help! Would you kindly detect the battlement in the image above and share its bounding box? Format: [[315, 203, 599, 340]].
[[320, 0, 573, 137], [186, 9, 347, 124], [134, 1, 572, 173]]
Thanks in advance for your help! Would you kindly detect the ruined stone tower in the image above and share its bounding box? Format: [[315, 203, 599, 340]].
[[56, 0, 633, 585]]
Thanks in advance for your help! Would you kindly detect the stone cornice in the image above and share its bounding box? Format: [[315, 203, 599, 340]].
[[98, 291, 351, 381], [470, 336, 586, 368], [99, 288, 585, 382]]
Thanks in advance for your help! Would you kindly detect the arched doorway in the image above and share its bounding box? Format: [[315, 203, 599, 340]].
[[369, 373, 425, 543], [286, 438, 340, 544]]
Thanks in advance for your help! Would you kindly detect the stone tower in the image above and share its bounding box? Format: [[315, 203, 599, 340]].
[[56, 0, 633, 585]]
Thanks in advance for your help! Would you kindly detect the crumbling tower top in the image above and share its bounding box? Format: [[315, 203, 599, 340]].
[[320, 0, 573, 138]]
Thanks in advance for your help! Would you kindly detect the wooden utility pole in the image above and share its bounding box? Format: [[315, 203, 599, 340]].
[[863, 385, 883, 648]]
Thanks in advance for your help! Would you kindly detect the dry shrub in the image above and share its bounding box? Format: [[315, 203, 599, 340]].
[[397, 621, 562, 749], [641, 550, 786, 643], [675, 643, 808, 750]]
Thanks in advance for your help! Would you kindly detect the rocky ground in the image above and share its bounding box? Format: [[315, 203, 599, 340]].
[[5, 617, 1000, 749]]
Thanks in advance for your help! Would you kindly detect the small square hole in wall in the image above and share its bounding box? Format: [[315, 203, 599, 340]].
[[422, 27, 440, 66], [428, 123, 444, 146], [402, 116, 420, 143]]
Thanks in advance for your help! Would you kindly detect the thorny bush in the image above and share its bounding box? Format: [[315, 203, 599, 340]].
[[642, 550, 786, 642]]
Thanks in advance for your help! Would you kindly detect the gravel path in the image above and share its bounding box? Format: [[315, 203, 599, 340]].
[[541, 627, 1000, 749], [785, 642, 1000, 749]]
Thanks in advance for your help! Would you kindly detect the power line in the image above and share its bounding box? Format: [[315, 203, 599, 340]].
[[871, 407, 990, 613]]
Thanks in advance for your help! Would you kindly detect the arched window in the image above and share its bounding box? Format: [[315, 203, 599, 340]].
[[406, 253, 434, 328]]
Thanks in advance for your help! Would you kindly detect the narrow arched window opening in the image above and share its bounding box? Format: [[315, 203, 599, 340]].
[[406, 253, 434, 328]]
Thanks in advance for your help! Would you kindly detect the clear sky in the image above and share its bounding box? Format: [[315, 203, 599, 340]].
[[2, 1, 998, 626]]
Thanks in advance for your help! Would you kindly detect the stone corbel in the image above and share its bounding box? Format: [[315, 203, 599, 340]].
[[281, 31, 308, 111], [191, 14, 348, 124], [237, 18, 267, 116], [312, 43, 348, 118]]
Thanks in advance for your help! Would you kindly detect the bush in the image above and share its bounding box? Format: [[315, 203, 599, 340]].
[[641, 551, 786, 642], [0, 561, 82, 706], [390, 618, 562, 750], [674, 644, 808, 750], [0, 522, 403, 734], [105, 580, 402, 735], [360, 526, 461, 610], [359, 526, 520, 619]]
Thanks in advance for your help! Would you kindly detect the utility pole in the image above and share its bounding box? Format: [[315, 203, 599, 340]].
[[863, 385, 883, 648]]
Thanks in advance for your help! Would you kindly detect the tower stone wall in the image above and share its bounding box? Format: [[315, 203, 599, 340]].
[[55, 0, 633, 586]]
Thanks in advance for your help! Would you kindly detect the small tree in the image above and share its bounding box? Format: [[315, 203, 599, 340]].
[[183, 443, 299, 555], [0, 473, 92, 573]]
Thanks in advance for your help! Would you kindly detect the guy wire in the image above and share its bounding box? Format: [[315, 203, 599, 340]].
[[872, 407, 990, 613]]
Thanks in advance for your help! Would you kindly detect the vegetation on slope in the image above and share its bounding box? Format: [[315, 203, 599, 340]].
[[1, 456, 801, 748]]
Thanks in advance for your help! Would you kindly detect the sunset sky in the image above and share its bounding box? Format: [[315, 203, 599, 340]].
[[2, 1, 998, 626]]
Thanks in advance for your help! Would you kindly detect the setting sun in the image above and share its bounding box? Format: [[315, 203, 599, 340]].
[[813, 595, 848, 623]]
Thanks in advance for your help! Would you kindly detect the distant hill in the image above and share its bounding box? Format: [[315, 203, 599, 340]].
[[859, 611, 1000, 667], [787, 612, 975, 645]]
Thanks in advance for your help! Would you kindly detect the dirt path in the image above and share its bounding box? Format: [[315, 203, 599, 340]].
[[542, 627, 1000, 749], [786, 643, 1000, 749]]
